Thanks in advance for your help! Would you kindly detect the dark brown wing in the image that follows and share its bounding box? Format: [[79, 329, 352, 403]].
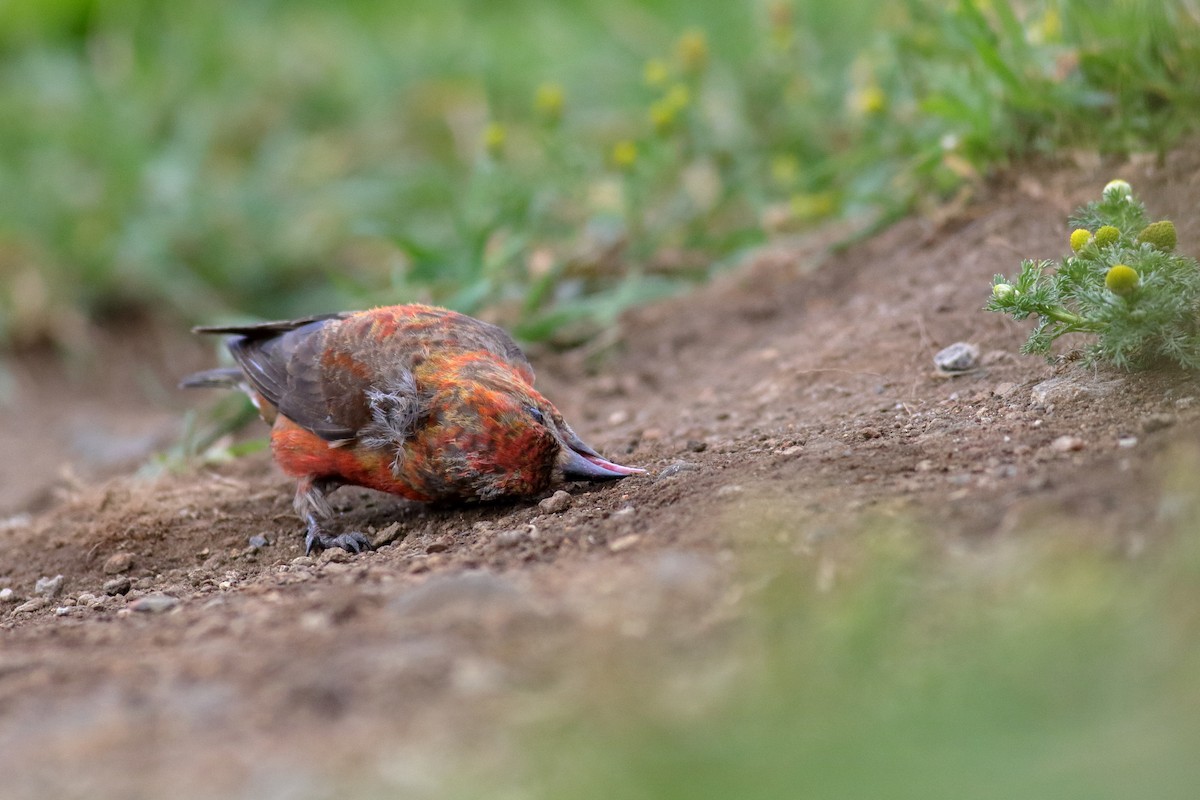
[[194, 305, 532, 442], [196, 312, 380, 441]]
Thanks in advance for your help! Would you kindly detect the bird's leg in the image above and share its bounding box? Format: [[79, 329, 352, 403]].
[[294, 476, 373, 555]]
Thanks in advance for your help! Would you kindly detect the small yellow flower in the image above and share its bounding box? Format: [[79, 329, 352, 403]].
[[482, 122, 506, 158], [992, 283, 1015, 300], [675, 28, 709, 74], [770, 154, 800, 188], [1069, 228, 1092, 252], [853, 83, 886, 115], [790, 191, 836, 221], [1138, 220, 1177, 251], [534, 82, 565, 124], [665, 83, 691, 111], [611, 140, 638, 171], [1105, 264, 1139, 296], [649, 100, 678, 135], [1039, 8, 1062, 42], [1094, 225, 1120, 248], [643, 58, 670, 88]]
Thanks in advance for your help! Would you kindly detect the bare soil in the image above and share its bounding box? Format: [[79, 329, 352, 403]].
[[3, 150, 1200, 798]]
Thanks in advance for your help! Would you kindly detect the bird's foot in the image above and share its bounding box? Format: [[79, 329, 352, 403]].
[[304, 527, 374, 556], [296, 478, 373, 555]]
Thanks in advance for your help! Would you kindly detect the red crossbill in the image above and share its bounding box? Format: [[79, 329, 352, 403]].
[[183, 304, 642, 554]]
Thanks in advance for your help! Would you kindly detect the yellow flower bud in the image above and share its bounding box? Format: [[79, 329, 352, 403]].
[[1094, 225, 1120, 248], [675, 28, 709, 74], [1105, 264, 1139, 296], [648, 100, 678, 135], [482, 122, 506, 158], [1103, 179, 1133, 202], [665, 83, 691, 111], [770, 154, 800, 188], [534, 82, 565, 125], [1138, 220, 1177, 251], [1069, 228, 1092, 252], [992, 283, 1015, 300], [790, 192, 835, 221], [853, 83, 886, 115], [611, 140, 638, 171], [643, 59, 670, 88]]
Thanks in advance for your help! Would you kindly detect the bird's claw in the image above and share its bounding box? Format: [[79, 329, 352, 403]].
[[304, 529, 374, 556]]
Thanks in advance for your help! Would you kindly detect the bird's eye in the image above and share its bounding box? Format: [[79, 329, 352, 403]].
[[527, 406, 546, 425]]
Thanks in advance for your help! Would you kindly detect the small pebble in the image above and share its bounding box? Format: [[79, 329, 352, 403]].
[[611, 506, 635, 520], [425, 535, 454, 554], [608, 534, 641, 553], [934, 342, 980, 373], [291, 556, 315, 567], [130, 594, 180, 614], [686, 440, 708, 453], [1118, 436, 1138, 449], [860, 427, 881, 440], [658, 461, 700, 479], [247, 535, 269, 551], [1030, 375, 1120, 407], [373, 522, 404, 548], [319, 548, 352, 563], [0, 588, 15, 603], [103, 553, 135, 575], [493, 529, 528, 548], [103, 577, 132, 596], [34, 575, 65, 598], [1050, 435, 1086, 453], [538, 490, 572, 514], [13, 598, 49, 614]]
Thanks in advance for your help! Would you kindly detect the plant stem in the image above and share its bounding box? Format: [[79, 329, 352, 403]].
[[1042, 305, 1093, 329]]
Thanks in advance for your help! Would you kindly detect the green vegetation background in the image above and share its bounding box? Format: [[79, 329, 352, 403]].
[[2, 0, 1197, 349]]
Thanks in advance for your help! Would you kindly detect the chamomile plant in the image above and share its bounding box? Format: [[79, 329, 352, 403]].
[[987, 180, 1200, 369]]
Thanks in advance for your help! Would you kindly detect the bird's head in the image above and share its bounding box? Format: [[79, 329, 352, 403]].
[[425, 354, 643, 499]]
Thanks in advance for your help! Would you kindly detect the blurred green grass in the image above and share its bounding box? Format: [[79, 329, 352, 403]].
[[1, 0, 1198, 348], [458, 449, 1200, 800]]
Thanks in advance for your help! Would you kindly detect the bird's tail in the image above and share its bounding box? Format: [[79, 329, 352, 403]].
[[180, 367, 275, 423], [179, 367, 246, 391]]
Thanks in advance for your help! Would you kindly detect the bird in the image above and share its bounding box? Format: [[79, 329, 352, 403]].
[[182, 304, 642, 554]]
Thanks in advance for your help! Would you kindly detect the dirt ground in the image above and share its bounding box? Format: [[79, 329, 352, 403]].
[[2, 149, 1200, 798]]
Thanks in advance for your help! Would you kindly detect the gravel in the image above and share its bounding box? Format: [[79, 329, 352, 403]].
[[103, 577, 133, 596], [34, 575, 65, 598], [538, 490, 572, 514], [657, 461, 700, 479], [130, 594, 181, 614], [103, 553, 135, 575], [934, 342, 980, 373]]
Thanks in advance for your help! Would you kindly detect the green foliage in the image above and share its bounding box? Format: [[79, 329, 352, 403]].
[[2, 0, 1199, 347], [988, 182, 1200, 369]]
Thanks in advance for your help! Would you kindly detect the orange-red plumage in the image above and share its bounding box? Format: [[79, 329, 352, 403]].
[[183, 304, 640, 553]]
